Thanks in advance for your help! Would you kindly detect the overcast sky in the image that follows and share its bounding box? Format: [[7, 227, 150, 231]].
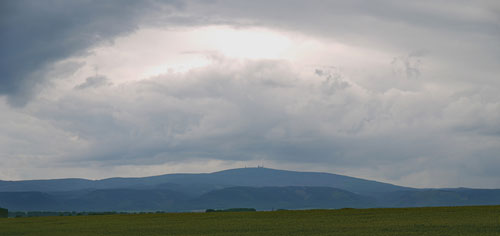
[[1, 0, 500, 188]]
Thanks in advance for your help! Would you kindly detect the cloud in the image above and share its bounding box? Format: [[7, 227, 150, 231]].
[[391, 51, 424, 79], [190, 0, 500, 85], [3, 0, 499, 105], [0, 0, 183, 106], [74, 75, 111, 90]]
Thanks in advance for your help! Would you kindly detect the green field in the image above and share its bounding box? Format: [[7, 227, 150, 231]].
[[1, 206, 499, 235]]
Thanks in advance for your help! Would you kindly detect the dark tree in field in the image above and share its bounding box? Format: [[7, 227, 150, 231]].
[[0, 207, 7, 218]]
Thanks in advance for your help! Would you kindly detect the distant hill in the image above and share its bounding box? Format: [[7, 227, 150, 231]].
[[0, 167, 411, 196], [377, 188, 500, 207], [0, 192, 59, 211], [1, 168, 499, 212]]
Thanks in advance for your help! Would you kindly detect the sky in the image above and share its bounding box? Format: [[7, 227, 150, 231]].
[[1, 0, 500, 188]]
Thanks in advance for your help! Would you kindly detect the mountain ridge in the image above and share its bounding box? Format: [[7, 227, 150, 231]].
[[0, 167, 411, 195], [1, 167, 499, 212]]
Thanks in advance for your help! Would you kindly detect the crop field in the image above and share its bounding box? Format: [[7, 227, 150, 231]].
[[1, 205, 499, 235]]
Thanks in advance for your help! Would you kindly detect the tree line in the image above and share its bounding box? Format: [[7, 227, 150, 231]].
[[0, 207, 7, 218]]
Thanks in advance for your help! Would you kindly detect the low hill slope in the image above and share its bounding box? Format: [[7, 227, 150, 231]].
[[192, 186, 375, 210], [378, 188, 500, 207]]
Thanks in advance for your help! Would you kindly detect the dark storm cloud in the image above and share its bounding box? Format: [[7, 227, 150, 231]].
[[0, 0, 182, 106]]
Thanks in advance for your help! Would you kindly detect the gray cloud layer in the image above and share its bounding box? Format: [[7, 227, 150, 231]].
[[1, 0, 500, 187]]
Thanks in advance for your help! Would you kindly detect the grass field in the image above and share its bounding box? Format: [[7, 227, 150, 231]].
[[1, 205, 499, 235]]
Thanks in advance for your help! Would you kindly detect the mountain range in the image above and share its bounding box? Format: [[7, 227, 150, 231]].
[[1, 167, 499, 211]]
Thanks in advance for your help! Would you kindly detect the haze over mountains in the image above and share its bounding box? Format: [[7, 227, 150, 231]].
[[1, 168, 499, 211]]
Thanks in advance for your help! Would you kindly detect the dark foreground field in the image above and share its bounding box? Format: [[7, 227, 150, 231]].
[[1, 206, 499, 235]]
